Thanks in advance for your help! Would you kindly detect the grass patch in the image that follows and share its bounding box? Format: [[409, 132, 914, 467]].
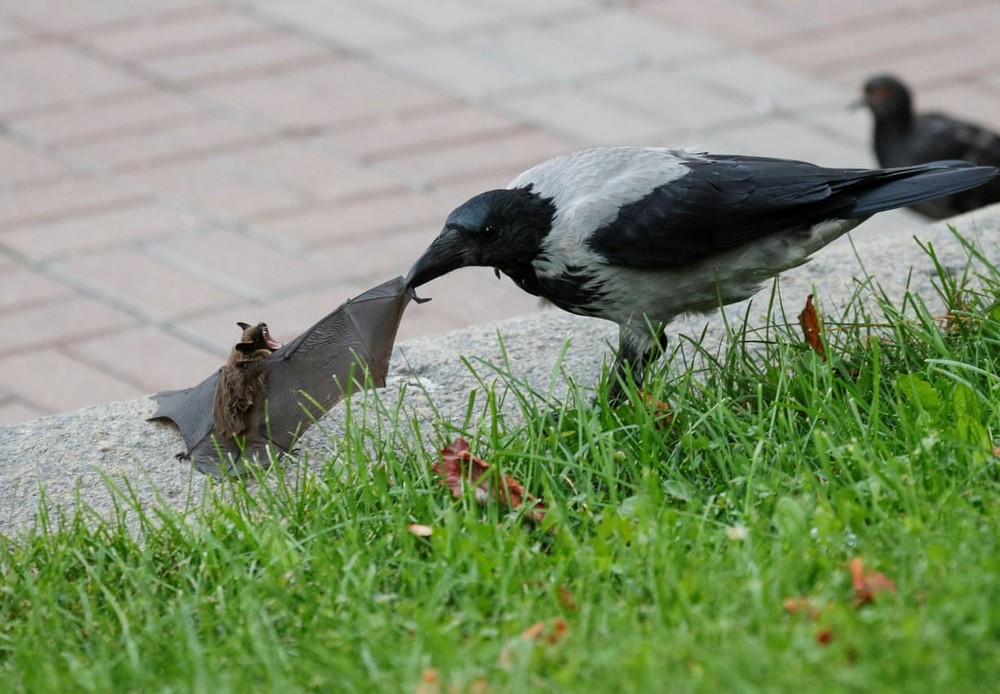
[[2, 236, 1000, 692]]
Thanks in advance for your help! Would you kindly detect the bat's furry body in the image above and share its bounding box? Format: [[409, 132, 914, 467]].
[[212, 322, 278, 440]]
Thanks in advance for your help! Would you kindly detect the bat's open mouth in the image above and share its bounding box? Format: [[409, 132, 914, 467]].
[[261, 325, 283, 351]]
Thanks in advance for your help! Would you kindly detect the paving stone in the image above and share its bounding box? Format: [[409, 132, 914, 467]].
[[314, 225, 435, 283], [52, 247, 245, 318], [134, 159, 304, 217], [636, 0, 809, 49], [319, 103, 522, 162], [150, 228, 338, 295], [675, 53, 850, 113], [86, 6, 274, 59], [0, 177, 146, 231], [3, 297, 135, 354], [550, 8, 720, 66], [0, 268, 73, 312], [251, 0, 414, 51], [212, 141, 402, 203], [824, 36, 1000, 90], [138, 30, 333, 85], [0, 398, 46, 426], [9, 89, 205, 149], [72, 326, 223, 392], [61, 115, 275, 171], [0, 43, 147, 116], [378, 129, 574, 185], [197, 58, 447, 128], [495, 87, 665, 145], [0, 348, 144, 413], [0, 137, 71, 187], [0, 203, 201, 261], [376, 42, 548, 99], [586, 67, 757, 138], [254, 190, 450, 247], [2, 0, 202, 33]]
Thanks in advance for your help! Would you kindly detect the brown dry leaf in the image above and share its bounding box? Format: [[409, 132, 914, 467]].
[[815, 628, 834, 646], [849, 557, 897, 606], [407, 524, 434, 537], [433, 438, 547, 523], [798, 294, 826, 359], [642, 393, 674, 429], [414, 668, 440, 694]]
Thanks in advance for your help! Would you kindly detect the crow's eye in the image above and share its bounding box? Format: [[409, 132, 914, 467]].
[[482, 223, 499, 236]]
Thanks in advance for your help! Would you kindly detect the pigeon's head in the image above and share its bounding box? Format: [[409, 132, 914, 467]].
[[406, 187, 555, 288], [234, 321, 283, 355], [860, 74, 912, 121]]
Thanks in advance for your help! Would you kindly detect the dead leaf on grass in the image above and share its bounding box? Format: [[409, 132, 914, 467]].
[[433, 438, 547, 523], [849, 557, 897, 606], [798, 294, 826, 359]]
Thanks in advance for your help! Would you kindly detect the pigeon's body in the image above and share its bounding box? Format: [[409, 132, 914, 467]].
[[861, 74, 1000, 218], [407, 146, 998, 399]]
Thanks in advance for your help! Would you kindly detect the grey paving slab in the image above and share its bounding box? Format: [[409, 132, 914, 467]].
[[494, 86, 666, 145]]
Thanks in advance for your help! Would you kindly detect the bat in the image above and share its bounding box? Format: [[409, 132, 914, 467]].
[[149, 276, 416, 477]]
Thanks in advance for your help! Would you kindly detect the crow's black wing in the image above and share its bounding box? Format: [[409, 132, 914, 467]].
[[586, 155, 995, 267]]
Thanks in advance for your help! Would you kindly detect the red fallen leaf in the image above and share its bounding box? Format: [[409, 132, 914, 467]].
[[433, 438, 547, 523], [557, 585, 577, 612], [815, 628, 834, 646], [849, 557, 897, 606], [798, 294, 826, 359]]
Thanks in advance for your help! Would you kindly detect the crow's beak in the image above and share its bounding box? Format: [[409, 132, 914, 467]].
[[406, 228, 466, 288]]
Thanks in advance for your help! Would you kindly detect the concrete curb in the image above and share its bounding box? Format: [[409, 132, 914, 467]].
[[2, 205, 999, 536]]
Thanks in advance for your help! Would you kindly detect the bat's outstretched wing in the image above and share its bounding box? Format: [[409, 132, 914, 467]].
[[264, 276, 413, 450], [148, 276, 414, 476], [148, 370, 219, 453]]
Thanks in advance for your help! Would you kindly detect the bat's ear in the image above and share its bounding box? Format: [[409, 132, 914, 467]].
[[237, 321, 251, 330], [235, 342, 256, 354]]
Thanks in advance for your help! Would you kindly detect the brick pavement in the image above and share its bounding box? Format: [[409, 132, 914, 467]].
[[1, 0, 999, 424]]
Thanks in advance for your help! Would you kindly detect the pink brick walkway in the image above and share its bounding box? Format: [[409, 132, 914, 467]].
[[1, 0, 998, 424]]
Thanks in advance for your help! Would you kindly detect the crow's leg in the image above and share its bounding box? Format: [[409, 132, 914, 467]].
[[608, 323, 668, 404]]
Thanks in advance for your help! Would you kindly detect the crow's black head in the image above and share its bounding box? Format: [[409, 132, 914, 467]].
[[861, 74, 913, 123], [406, 187, 555, 288]]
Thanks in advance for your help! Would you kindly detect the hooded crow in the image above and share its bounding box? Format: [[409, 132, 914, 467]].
[[407, 146, 997, 400], [860, 74, 1000, 218]]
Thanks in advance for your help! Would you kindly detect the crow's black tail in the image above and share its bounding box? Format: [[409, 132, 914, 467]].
[[848, 161, 998, 217]]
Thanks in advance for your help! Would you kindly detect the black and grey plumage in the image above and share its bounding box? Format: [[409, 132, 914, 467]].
[[406, 146, 997, 399], [860, 74, 1000, 218]]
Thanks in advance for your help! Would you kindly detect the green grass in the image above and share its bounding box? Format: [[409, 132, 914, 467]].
[[3, 236, 1000, 693]]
